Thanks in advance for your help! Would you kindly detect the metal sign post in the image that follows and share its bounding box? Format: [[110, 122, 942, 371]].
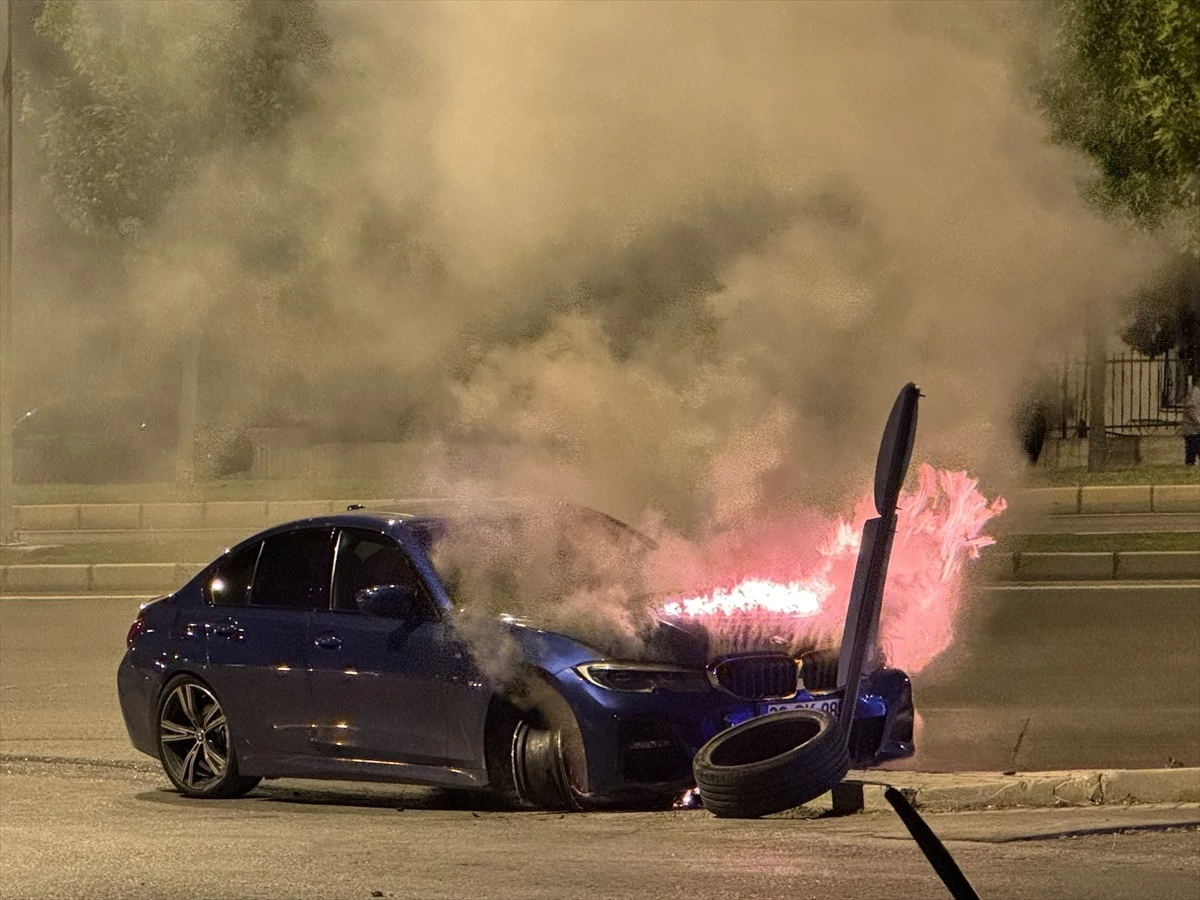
[[837, 383, 920, 746], [0, 0, 14, 543]]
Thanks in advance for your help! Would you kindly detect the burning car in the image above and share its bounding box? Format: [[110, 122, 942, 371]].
[[118, 384, 996, 814], [115, 503, 913, 809]]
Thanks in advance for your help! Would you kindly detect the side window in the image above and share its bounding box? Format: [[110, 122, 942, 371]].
[[332, 528, 429, 615], [207, 542, 262, 607], [251, 528, 335, 610]]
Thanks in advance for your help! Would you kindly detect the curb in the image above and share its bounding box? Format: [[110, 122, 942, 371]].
[[814, 768, 1200, 814], [981, 550, 1199, 582], [1011, 484, 1200, 516]]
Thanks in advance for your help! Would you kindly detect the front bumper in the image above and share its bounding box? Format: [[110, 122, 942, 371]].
[[553, 666, 915, 801]]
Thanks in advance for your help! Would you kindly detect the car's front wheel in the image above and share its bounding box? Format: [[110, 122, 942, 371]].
[[156, 675, 260, 799], [510, 717, 580, 811]]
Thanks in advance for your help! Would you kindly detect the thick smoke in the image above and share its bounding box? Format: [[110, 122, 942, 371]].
[[15, 2, 1172, 664]]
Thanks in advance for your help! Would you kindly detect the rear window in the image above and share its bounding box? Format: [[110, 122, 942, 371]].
[[250, 528, 335, 610], [206, 543, 262, 607]]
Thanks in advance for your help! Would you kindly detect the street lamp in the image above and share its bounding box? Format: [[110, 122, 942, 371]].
[[0, 0, 15, 543]]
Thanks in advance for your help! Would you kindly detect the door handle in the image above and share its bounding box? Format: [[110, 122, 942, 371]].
[[212, 623, 241, 639], [314, 633, 342, 650]]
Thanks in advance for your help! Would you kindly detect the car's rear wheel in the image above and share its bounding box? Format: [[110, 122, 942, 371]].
[[157, 675, 260, 799]]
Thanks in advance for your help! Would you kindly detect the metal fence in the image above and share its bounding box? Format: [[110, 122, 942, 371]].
[[1057, 347, 1197, 438]]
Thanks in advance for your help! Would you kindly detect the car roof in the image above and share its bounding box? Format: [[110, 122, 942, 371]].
[[240, 498, 624, 542]]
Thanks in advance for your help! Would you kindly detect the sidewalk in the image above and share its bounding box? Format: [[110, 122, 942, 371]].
[[824, 767, 1200, 814]]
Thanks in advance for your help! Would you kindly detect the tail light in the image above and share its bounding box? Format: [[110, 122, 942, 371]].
[[126, 612, 148, 646]]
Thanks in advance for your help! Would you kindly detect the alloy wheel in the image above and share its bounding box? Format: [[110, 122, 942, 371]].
[[158, 682, 230, 792]]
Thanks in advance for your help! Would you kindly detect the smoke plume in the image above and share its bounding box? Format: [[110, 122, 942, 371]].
[[13, 1, 1173, 665]]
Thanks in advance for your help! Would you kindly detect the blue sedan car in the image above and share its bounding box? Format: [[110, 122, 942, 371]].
[[118, 505, 915, 810]]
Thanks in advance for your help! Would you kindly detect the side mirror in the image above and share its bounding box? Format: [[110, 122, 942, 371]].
[[354, 583, 418, 619]]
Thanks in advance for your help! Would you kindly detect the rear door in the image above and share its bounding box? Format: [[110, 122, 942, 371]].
[[307, 527, 450, 764], [204, 527, 335, 757]]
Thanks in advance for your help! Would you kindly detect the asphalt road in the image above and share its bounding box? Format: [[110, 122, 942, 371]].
[[2, 756, 1198, 900], [1, 584, 1198, 771], [1, 587, 1199, 899], [905, 581, 1200, 772]]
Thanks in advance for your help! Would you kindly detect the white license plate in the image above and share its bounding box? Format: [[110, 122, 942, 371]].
[[763, 697, 841, 717]]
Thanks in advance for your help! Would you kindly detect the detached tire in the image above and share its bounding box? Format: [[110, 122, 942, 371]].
[[693, 710, 850, 818]]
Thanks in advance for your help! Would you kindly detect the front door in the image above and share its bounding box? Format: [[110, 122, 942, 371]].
[[307, 528, 449, 765]]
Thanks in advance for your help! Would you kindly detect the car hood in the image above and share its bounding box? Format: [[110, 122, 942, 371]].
[[486, 613, 711, 676]]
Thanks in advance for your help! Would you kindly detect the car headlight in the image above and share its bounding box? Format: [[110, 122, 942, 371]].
[[574, 662, 711, 693]]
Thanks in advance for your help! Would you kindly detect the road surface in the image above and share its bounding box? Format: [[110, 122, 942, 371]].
[[2, 755, 1198, 900], [1, 587, 1198, 899], [3, 584, 1197, 772]]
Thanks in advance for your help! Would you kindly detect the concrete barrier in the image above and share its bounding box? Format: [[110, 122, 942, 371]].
[[1153, 483, 1200, 514], [1078, 485, 1153, 515], [336, 499, 401, 512], [4, 564, 90, 593], [266, 500, 334, 521], [175, 563, 207, 586], [16, 504, 81, 531], [977, 549, 1016, 580], [78, 503, 142, 530], [1116, 551, 1200, 580], [90, 563, 178, 593], [1017, 487, 1080, 516], [204, 501, 270, 529], [1017, 552, 1114, 581], [141, 502, 206, 530]]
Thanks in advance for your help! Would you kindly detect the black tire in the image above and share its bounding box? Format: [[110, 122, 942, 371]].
[[692, 710, 850, 818], [156, 674, 261, 799]]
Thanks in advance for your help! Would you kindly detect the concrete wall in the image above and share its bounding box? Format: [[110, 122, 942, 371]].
[[1042, 435, 1189, 469]]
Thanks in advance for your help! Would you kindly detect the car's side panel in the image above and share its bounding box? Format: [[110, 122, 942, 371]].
[[204, 606, 315, 757], [234, 753, 489, 789], [307, 612, 453, 764], [438, 633, 493, 767], [117, 594, 207, 758]]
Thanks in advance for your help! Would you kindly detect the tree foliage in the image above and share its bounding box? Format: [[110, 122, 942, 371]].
[[1038, 0, 1200, 255], [25, 0, 327, 239]]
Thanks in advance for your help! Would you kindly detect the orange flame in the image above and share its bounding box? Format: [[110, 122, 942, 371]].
[[658, 464, 1005, 673]]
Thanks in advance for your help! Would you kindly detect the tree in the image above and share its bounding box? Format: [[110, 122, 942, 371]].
[[1038, 0, 1200, 255], [28, 0, 326, 239], [1037, 0, 1199, 470], [23, 0, 328, 479]]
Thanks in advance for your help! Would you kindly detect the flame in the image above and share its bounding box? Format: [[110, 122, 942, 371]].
[[658, 464, 1005, 674]]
